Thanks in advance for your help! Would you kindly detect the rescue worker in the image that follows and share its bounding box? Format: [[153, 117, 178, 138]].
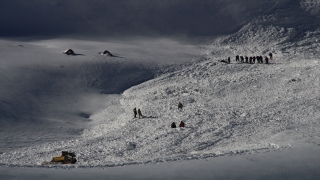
[[178, 102, 183, 110], [133, 107, 137, 118], [236, 55, 239, 61], [269, 52, 273, 60], [265, 56, 269, 64], [138, 109, 143, 118], [179, 121, 185, 127]]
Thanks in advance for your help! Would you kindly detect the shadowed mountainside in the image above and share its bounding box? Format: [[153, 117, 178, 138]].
[[1, 0, 319, 38]]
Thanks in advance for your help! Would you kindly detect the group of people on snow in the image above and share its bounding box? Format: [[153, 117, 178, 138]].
[[133, 107, 144, 118], [171, 121, 185, 128], [133, 102, 186, 128], [220, 52, 273, 64], [172, 102, 185, 128]]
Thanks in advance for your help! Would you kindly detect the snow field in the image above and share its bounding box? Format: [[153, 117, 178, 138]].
[[1, 30, 320, 167]]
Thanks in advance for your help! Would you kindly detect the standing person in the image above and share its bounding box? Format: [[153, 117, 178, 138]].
[[178, 102, 183, 110], [133, 107, 137, 118], [171, 122, 176, 128], [227, 57, 231, 64], [265, 56, 269, 64], [269, 52, 273, 60], [236, 55, 239, 62], [138, 109, 143, 118], [179, 121, 185, 128]]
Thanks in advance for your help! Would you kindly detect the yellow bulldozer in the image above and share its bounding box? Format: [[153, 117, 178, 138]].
[[42, 151, 77, 165]]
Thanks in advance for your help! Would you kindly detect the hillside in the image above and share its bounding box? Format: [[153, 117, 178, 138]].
[[0, 1, 319, 179], [0, 26, 319, 166], [1, 0, 319, 38]]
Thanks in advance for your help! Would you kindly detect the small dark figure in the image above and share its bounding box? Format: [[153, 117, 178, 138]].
[[245, 56, 248, 63], [259, 56, 263, 63], [220, 59, 229, 64], [178, 102, 183, 110], [269, 52, 273, 60], [253, 56, 256, 64], [227, 57, 231, 64], [236, 55, 239, 62], [171, 122, 176, 128], [265, 57, 269, 64], [133, 107, 137, 118], [249, 57, 252, 64], [138, 109, 143, 118], [179, 121, 185, 128], [240, 56, 244, 63]]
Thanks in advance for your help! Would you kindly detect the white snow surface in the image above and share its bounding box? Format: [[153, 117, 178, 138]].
[[0, 0, 319, 179], [0, 28, 319, 168]]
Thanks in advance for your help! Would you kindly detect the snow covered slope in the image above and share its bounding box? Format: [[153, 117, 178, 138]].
[[0, 38, 198, 152], [1, 29, 319, 167], [0, 0, 319, 171]]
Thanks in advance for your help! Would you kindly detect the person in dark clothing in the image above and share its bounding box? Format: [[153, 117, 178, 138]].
[[133, 107, 137, 118], [253, 56, 256, 64], [236, 55, 239, 62], [220, 59, 229, 64], [171, 122, 176, 128], [138, 109, 143, 118], [179, 121, 185, 128], [240, 56, 244, 63], [245, 56, 248, 63], [178, 102, 183, 110], [228, 57, 231, 64], [265, 57, 269, 64], [259, 56, 263, 63], [269, 52, 273, 60]]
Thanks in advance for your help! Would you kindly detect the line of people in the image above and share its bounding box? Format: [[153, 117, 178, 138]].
[[235, 52, 273, 64], [220, 52, 273, 64]]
